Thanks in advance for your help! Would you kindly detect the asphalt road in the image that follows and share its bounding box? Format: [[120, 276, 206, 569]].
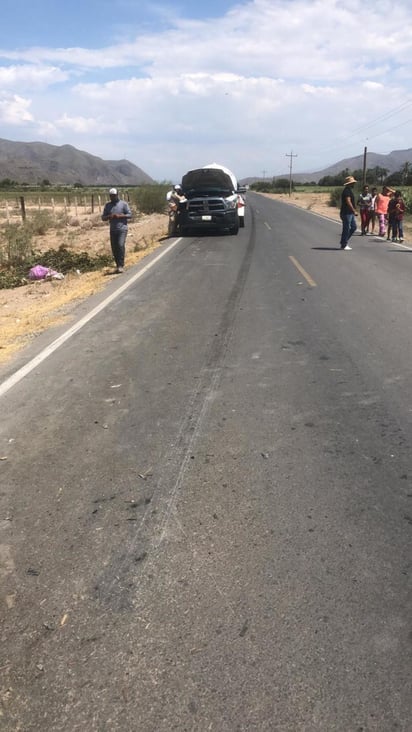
[[1, 193, 411, 731]]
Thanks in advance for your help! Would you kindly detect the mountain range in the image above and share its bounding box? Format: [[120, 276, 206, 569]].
[[1, 138, 411, 187], [0, 138, 153, 185], [240, 148, 412, 185]]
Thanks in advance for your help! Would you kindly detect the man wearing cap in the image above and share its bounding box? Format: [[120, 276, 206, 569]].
[[339, 175, 358, 250], [166, 184, 184, 203], [166, 184, 186, 235], [102, 188, 132, 273]]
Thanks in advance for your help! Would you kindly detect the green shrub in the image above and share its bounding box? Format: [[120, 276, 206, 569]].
[[27, 210, 54, 235], [0, 268, 28, 289], [37, 247, 112, 274], [131, 184, 169, 214], [329, 188, 343, 208], [402, 191, 412, 215], [0, 223, 34, 266], [0, 245, 113, 290]]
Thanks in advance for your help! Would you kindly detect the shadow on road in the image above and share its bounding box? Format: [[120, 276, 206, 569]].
[[311, 247, 342, 251]]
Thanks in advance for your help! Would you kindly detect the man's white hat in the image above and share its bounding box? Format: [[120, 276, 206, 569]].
[[109, 187, 118, 195]]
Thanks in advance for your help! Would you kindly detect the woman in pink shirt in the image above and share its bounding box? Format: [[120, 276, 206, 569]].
[[374, 186, 394, 237]]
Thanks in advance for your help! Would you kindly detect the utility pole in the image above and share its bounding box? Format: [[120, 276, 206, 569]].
[[262, 169, 267, 179], [285, 151, 297, 197], [362, 146, 367, 186]]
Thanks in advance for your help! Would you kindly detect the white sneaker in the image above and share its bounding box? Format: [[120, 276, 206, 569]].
[[343, 245, 352, 250]]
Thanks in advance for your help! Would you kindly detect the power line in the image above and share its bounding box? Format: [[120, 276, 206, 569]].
[[363, 115, 412, 141], [347, 99, 412, 137], [315, 99, 412, 159]]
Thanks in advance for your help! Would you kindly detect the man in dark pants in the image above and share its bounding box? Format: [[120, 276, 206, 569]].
[[102, 188, 132, 273], [340, 175, 358, 250]]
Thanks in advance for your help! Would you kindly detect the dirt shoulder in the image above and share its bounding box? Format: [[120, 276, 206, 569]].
[[0, 212, 169, 364]]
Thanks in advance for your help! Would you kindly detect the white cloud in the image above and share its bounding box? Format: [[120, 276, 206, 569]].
[[56, 113, 119, 135], [0, 64, 69, 89], [0, 95, 33, 125], [1, 0, 412, 178]]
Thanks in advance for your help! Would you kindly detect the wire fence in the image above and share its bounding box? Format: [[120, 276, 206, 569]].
[[0, 192, 134, 224]]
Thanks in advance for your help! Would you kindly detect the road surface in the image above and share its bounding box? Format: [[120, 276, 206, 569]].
[[1, 193, 411, 730]]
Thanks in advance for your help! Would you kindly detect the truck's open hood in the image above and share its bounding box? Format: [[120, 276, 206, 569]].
[[203, 163, 238, 191], [182, 167, 236, 193]]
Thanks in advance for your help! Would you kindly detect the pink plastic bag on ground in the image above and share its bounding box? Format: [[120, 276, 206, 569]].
[[28, 265, 64, 280]]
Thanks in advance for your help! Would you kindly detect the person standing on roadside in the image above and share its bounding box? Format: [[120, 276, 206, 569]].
[[369, 187, 378, 234], [357, 184, 372, 235], [166, 184, 185, 205], [374, 185, 394, 238], [386, 193, 397, 241], [102, 188, 132, 273], [392, 190, 406, 243], [340, 175, 358, 250], [166, 184, 186, 235]]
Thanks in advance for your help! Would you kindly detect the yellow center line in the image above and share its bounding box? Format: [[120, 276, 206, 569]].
[[289, 255, 317, 287]]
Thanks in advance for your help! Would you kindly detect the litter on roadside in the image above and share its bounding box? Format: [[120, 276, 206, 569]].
[[28, 264, 64, 281]]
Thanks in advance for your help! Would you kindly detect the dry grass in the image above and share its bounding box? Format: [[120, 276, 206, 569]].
[[0, 212, 168, 364]]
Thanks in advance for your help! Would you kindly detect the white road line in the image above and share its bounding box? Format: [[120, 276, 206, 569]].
[[0, 238, 183, 399], [264, 221, 272, 230], [392, 241, 412, 251]]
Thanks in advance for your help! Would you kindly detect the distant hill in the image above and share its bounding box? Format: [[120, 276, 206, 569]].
[[240, 148, 412, 186], [0, 138, 153, 185]]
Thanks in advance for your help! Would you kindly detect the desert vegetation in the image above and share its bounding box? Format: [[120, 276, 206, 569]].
[[0, 184, 169, 289]]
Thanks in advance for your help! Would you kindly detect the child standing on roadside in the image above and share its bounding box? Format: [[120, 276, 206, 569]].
[[387, 194, 397, 241], [357, 184, 372, 235], [392, 190, 406, 243], [375, 185, 394, 238], [369, 187, 378, 234]]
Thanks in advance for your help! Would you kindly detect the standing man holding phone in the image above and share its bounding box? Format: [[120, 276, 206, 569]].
[[102, 188, 132, 273]]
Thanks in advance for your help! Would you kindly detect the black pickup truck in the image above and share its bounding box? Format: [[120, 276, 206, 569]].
[[178, 166, 240, 235]]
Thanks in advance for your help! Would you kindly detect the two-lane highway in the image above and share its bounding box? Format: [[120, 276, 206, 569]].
[[1, 194, 411, 730]]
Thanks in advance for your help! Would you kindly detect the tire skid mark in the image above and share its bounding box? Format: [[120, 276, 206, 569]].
[[96, 214, 257, 608]]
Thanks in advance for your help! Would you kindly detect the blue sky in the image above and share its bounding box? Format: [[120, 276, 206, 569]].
[[0, 0, 412, 181]]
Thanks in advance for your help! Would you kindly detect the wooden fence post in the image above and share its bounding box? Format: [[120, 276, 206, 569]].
[[91, 194, 94, 214], [20, 196, 26, 222]]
